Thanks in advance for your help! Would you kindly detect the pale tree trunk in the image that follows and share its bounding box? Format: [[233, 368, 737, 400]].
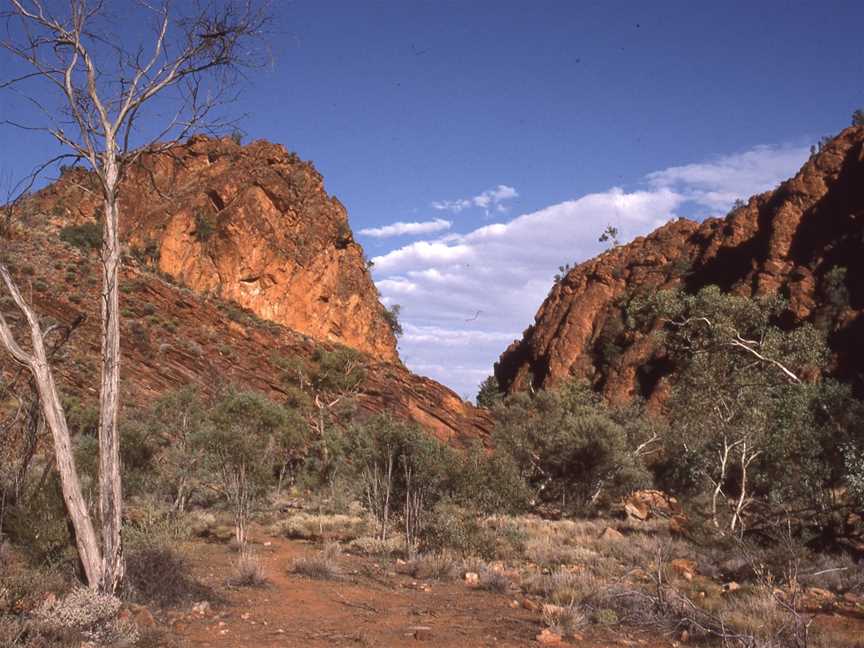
[[97, 165, 124, 594], [0, 266, 104, 587]]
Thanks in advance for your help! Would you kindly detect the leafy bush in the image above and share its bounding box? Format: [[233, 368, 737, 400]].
[[420, 504, 498, 559], [475, 375, 503, 408], [34, 587, 136, 646], [492, 382, 651, 513], [59, 222, 101, 252], [196, 390, 304, 545], [382, 304, 403, 337], [124, 544, 208, 608]]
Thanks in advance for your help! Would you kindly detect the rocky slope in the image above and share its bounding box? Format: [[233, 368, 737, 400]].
[[28, 135, 398, 361], [496, 126, 864, 403], [1, 138, 491, 445]]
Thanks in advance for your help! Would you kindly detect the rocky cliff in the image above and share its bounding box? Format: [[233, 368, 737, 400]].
[[0, 231, 491, 447], [496, 126, 864, 403], [29, 136, 398, 361], [2, 137, 491, 445]]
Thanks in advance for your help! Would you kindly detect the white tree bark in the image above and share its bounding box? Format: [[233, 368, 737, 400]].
[[0, 265, 104, 587]]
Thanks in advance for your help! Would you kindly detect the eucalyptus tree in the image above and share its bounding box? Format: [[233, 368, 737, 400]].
[[0, 0, 268, 592]]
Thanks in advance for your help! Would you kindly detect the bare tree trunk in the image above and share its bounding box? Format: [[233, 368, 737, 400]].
[[97, 178, 124, 594], [0, 266, 103, 587], [711, 438, 733, 531]]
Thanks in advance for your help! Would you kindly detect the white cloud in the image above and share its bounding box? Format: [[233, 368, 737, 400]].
[[359, 218, 451, 238], [378, 143, 810, 398], [646, 144, 808, 212], [432, 184, 518, 214]]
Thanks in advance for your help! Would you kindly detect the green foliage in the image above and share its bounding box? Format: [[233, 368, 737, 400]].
[[382, 304, 403, 337], [59, 222, 101, 252], [452, 443, 531, 514], [598, 225, 619, 247], [193, 211, 215, 243], [629, 286, 863, 527], [852, 109, 864, 126], [493, 382, 651, 513], [311, 347, 366, 393], [553, 263, 572, 283], [475, 375, 503, 408], [420, 503, 498, 558]]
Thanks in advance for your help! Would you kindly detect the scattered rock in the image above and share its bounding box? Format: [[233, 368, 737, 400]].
[[410, 626, 433, 641], [807, 587, 836, 602], [523, 598, 540, 611], [464, 572, 480, 586], [669, 515, 688, 535], [536, 628, 563, 645], [670, 559, 697, 581], [600, 526, 624, 541], [722, 582, 740, 593], [133, 607, 156, 628], [192, 601, 211, 616]]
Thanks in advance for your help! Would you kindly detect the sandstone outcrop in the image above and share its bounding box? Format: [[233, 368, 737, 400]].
[[0, 231, 491, 446], [30, 135, 398, 361], [496, 126, 864, 402]]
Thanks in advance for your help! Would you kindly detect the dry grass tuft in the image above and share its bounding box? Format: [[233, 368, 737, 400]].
[[292, 542, 342, 580], [229, 547, 268, 587]]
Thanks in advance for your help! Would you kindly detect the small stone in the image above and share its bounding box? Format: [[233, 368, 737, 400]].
[[600, 526, 624, 541], [680, 629, 690, 642], [670, 559, 697, 581], [807, 587, 836, 601], [509, 600, 520, 609], [536, 628, 563, 645], [192, 600, 212, 616], [722, 581, 740, 593], [843, 592, 862, 604], [522, 598, 540, 611], [411, 626, 433, 641], [133, 607, 156, 628], [464, 572, 480, 586]]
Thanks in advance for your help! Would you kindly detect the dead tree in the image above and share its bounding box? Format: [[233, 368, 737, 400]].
[[0, 0, 267, 593]]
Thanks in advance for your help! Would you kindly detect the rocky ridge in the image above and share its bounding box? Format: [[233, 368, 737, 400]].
[[2, 137, 491, 445], [28, 135, 398, 361], [496, 126, 864, 403]]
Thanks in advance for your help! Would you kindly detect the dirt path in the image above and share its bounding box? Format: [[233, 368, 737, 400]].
[[173, 533, 669, 648]]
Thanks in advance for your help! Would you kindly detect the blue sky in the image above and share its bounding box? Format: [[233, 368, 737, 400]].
[[2, 1, 863, 397]]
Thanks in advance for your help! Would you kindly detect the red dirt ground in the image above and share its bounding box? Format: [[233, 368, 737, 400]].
[[173, 531, 675, 648]]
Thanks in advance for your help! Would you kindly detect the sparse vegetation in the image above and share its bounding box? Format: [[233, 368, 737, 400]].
[[383, 303, 403, 337], [59, 221, 102, 252]]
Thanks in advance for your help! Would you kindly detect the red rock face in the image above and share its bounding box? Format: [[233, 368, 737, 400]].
[[4, 136, 492, 445], [0, 232, 491, 447], [496, 126, 864, 403], [31, 136, 398, 362]]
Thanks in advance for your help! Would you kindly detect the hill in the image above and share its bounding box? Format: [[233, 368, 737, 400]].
[[496, 126, 864, 404], [0, 137, 490, 445]]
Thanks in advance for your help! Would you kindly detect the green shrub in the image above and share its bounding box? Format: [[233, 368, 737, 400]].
[[475, 375, 503, 408], [124, 544, 208, 608], [59, 222, 101, 252], [194, 211, 216, 242], [420, 504, 498, 559], [382, 304, 403, 337]]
